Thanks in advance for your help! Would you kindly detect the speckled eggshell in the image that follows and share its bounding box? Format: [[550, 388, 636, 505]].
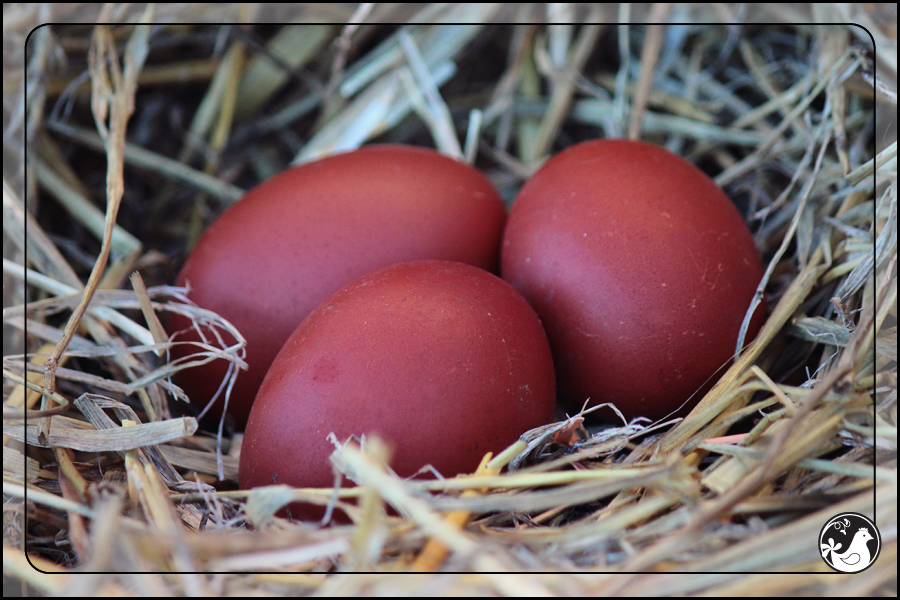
[[170, 145, 506, 428], [238, 260, 556, 496], [501, 139, 765, 422]]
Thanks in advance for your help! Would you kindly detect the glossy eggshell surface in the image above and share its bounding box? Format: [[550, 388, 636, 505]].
[[239, 260, 556, 493], [170, 145, 506, 427], [501, 139, 765, 421]]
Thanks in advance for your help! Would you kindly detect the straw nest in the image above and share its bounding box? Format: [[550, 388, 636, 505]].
[[3, 4, 897, 596]]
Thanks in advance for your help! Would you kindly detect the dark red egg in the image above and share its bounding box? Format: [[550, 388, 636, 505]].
[[501, 139, 765, 422], [239, 260, 556, 500], [170, 146, 506, 427]]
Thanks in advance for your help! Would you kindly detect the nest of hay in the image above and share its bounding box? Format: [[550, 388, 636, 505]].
[[3, 4, 896, 595]]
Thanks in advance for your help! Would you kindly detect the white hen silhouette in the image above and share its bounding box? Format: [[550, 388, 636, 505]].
[[822, 527, 874, 572]]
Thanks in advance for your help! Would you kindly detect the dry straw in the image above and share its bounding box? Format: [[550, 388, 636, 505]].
[[3, 3, 896, 596]]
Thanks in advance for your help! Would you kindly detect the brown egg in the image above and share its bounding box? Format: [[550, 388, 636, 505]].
[[239, 260, 556, 503], [170, 146, 506, 427], [501, 139, 765, 422]]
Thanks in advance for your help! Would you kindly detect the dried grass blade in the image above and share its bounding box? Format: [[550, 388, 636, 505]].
[[236, 25, 335, 118], [463, 108, 483, 164], [544, 97, 766, 144], [1, 543, 68, 594], [735, 118, 833, 357], [339, 8, 495, 98], [432, 456, 698, 514], [34, 159, 141, 258], [208, 538, 350, 572], [847, 140, 897, 186], [2, 479, 94, 519], [412, 452, 496, 571], [791, 316, 852, 347], [700, 442, 892, 481], [399, 29, 462, 158], [130, 272, 168, 356], [3, 445, 42, 482], [8, 414, 197, 452], [628, 6, 671, 139], [554, 496, 678, 550], [45, 121, 245, 203], [123, 423, 204, 589], [158, 443, 239, 481], [205, 41, 245, 172], [715, 51, 856, 187], [529, 16, 603, 162], [331, 436, 519, 573], [2, 179, 81, 288], [40, 16, 152, 441], [177, 42, 244, 166], [682, 483, 894, 575], [2, 347, 71, 420], [295, 73, 399, 163]]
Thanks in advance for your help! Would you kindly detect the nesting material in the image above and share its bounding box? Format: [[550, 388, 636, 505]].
[[3, 4, 896, 596]]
